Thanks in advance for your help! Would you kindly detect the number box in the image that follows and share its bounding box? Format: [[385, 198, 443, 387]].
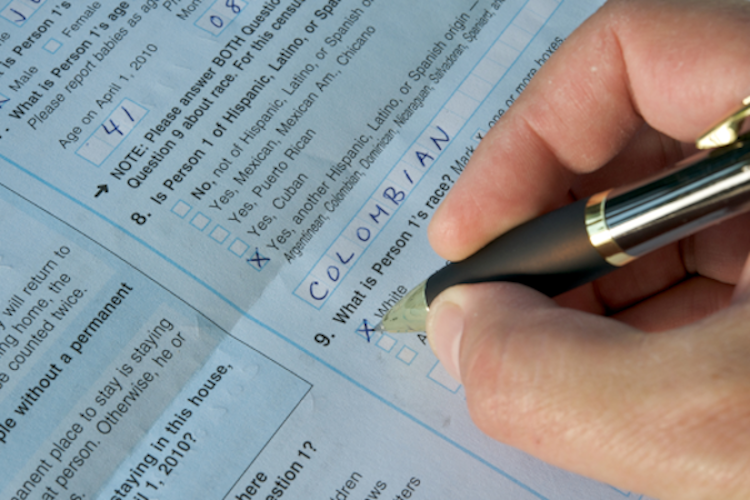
[[77, 99, 148, 167], [195, 0, 246, 36], [1, 0, 46, 26]]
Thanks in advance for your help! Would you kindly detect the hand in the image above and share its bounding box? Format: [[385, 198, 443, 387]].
[[426, 1, 750, 498]]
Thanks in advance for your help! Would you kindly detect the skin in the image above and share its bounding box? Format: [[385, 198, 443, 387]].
[[425, 1, 750, 498]]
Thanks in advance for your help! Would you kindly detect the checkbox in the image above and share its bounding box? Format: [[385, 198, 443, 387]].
[[210, 226, 229, 243], [44, 39, 62, 54], [377, 334, 396, 352], [172, 200, 191, 218], [246, 248, 270, 271], [428, 361, 461, 393], [191, 213, 210, 231], [229, 238, 249, 257], [396, 346, 416, 365], [355, 319, 377, 342]]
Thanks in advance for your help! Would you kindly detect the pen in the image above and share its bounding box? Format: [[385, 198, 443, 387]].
[[378, 97, 750, 333]]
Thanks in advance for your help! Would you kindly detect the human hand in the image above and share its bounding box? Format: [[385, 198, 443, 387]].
[[426, 1, 750, 498]]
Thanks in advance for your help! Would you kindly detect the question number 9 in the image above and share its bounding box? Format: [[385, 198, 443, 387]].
[[315, 333, 331, 346]]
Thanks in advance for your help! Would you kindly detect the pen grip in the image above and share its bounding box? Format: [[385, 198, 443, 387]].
[[425, 197, 615, 304]]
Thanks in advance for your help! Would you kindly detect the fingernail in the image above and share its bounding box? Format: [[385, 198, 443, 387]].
[[427, 301, 464, 383]]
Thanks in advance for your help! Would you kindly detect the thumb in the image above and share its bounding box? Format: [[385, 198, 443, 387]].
[[426, 282, 750, 499]]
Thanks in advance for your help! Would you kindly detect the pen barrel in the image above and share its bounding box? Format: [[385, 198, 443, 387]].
[[425, 139, 750, 305], [604, 139, 750, 259], [426, 197, 616, 304]]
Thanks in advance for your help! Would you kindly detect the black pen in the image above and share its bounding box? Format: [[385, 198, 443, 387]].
[[378, 98, 750, 333]]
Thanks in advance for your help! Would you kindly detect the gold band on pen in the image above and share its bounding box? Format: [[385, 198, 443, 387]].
[[585, 95, 750, 267], [584, 190, 635, 267], [696, 95, 750, 150]]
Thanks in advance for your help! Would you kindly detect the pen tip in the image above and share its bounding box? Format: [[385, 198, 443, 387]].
[[377, 281, 429, 333]]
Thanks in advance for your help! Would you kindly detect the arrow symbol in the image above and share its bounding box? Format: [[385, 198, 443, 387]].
[[95, 184, 109, 197]]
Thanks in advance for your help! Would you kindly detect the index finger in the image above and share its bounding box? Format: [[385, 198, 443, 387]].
[[428, 0, 750, 261]]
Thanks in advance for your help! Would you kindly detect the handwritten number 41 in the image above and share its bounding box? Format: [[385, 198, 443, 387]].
[[102, 106, 135, 136]]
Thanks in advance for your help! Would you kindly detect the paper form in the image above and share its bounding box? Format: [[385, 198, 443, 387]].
[[0, 0, 655, 498]]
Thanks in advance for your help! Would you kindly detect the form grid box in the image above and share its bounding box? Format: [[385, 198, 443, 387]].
[[246, 248, 270, 271], [428, 361, 461, 393], [1, 0, 46, 26], [472, 59, 507, 85], [355, 320, 378, 343], [172, 200, 191, 218], [194, 0, 247, 36], [229, 238, 249, 257], [376, 334, 396, 353], [191, 213, 210, 231], [444, 92, 480, 120], [526, 0, 560, 19], [514, 8, 546, 35], [43, 38, 62, 53], [76, 99, 148, 167], [458, 74, 494, 102], [498, 24, 534, 52], [487, 41, 521, 67], [396, 346, 417, 365], [210, 226, 229, 243]]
